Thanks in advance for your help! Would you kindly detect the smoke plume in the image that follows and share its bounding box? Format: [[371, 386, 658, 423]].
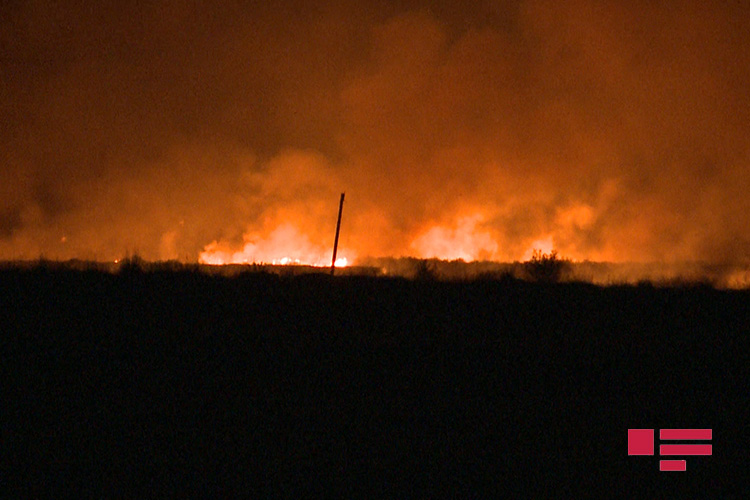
[[2, 1, 749, 267]]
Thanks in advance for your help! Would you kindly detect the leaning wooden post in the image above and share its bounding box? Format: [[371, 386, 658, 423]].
[[331, 193, 345, 276]]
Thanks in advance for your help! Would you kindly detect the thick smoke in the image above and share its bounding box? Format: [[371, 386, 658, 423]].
[[1, 0, 748, 266]]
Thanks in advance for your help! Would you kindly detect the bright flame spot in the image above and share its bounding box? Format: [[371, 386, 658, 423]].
[[199, 224, 351, 267], [411, 215, 498, 261], [522, 237, 555, 261], [334, 257, 348, 267]]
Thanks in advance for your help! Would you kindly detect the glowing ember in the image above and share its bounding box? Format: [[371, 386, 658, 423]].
[[199, 224, 351, 267]]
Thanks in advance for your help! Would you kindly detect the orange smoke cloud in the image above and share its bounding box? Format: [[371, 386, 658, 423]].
[[1, 1, 749, 268]]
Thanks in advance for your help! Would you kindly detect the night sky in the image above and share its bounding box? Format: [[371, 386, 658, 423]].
[[2, 1, 749, 264]]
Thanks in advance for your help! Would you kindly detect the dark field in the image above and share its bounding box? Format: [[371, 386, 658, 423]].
[[2, 266, 749, 497]]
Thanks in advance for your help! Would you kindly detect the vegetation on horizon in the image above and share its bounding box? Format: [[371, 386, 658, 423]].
[[2, 252, 749, 288], [522, 249, 570, 283]]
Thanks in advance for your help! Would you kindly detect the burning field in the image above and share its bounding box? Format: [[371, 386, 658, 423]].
[[3, 1, 750, 496], [2, 1, 749, 272]]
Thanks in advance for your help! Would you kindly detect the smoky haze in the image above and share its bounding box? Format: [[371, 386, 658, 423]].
[[2, 0, 749, 265]]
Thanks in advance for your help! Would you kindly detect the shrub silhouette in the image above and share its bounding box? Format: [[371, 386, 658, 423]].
[[118, 254, 147, 274], [413, 259, 439, 281], [523, 249, 568, 283]]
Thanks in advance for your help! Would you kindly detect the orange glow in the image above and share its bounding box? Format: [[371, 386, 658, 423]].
[[334, 257, 348, 267], [2, 3, 749, 275], [199, 224, 351, 267], [522, 237, 555, 261], [410, 215, 498, 261]]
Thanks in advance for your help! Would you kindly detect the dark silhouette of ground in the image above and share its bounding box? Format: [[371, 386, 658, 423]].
[[2, 266, 748, 496]]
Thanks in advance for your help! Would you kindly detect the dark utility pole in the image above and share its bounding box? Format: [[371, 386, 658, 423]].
[[331, 193, 345, 276]]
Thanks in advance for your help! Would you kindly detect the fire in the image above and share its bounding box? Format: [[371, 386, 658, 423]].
[[411, 215, 499, 261], [199, 223, 351, 267], [522, 237, 555, 261], [334, 257, 348, 267]]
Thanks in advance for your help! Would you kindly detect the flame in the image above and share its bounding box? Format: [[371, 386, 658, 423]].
[[410, 215, 499, 261], [199, 223, 351, 267]]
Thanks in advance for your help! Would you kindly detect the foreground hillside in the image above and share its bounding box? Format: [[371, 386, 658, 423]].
[[2, 267, 748, 496]]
